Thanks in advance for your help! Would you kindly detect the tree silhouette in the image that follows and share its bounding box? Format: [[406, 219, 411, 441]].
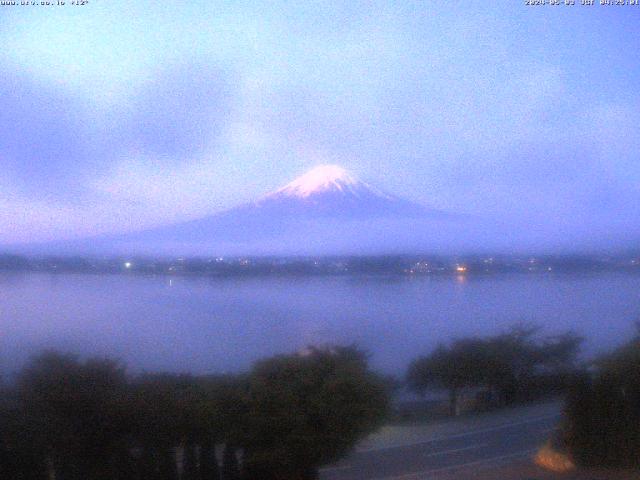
[[0, 345, 388, 480], [221, 443, 240, 480], [407, 327, 583, 414], [407, 340, 486, 415], [240, 346, 389, 480], [564, 332, 640, 468], [17, 351, 132, 480]]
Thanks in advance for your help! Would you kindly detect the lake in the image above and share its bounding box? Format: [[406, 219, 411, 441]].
[[1, 272, 638, 376]]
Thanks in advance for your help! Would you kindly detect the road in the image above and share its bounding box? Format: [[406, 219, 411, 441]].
[[320, 400, 562, 480]]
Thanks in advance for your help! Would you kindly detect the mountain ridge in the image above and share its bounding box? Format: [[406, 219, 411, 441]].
[[14, 165, 458, 255], [260, 164, 394, 202]]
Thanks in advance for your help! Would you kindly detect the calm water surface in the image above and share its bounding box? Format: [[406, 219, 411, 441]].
[[1, 272, 638, 375]]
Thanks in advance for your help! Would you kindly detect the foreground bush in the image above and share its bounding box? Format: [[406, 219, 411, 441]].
[[241, 346, 389, 480], [0, 346, 389, 480], [563, 334, 640, 468], [407, 326, 583, 415]]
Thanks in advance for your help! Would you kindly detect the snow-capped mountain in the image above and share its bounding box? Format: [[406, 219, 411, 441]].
[[250, 164, 431, 219], [32, 165, 459, 255], [265, 164, 386, 199]]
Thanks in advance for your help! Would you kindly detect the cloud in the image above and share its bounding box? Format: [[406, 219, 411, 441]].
[[0, 60, 232, 196], [0, 59, 237, 242], [0, 2, 639, 247], [114, 61, 234, 161], [0, 69, 93, 198]]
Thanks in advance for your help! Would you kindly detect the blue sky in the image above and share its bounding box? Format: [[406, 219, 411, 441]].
[[1, 1, 639, 245]]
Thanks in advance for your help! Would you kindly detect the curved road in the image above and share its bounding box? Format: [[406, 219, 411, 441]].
[[320, 401, 561, 480]]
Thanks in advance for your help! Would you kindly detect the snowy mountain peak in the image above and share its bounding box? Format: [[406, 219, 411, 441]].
[[270, 164, 363, 199], [251, 164, 431, 220], [51, 163, 447, 256]]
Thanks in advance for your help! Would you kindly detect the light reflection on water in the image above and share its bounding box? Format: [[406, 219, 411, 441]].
[[0, 272, 638, 375]]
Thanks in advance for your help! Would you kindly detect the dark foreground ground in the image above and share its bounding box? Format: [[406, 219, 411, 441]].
[[319, 400, 637, 480], [428, 460, 639, 480]]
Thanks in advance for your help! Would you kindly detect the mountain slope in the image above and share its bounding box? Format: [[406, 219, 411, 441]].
[[126, 165, 445, 243], [251, 164, 433, 219], [26, 165, 459, 255]]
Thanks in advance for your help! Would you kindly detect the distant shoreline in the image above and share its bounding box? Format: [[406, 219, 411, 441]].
[[1, 253, 639, 278]]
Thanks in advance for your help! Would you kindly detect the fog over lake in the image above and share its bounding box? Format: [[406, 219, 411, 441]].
[[2, 272, 639, 375]]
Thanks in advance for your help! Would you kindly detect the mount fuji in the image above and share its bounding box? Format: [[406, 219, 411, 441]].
[[34, 165, 465, 255], [251, 164, 434, 219]]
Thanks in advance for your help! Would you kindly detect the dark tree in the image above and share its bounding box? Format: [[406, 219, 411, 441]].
[[1, 346, 388, 480], [563, 333, 640, 468], [197, 374, 248, 480], [240, 346, 389, 480], [485, 327, 583, 404], [17, 351, 133, 480], [407, 339, 490, 415], [407, 326, 583, 414], [199, 443, 221, 480], [221, 443, 240, 480], [130, 373, 196, 480], [0, 385, 49, 480]]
